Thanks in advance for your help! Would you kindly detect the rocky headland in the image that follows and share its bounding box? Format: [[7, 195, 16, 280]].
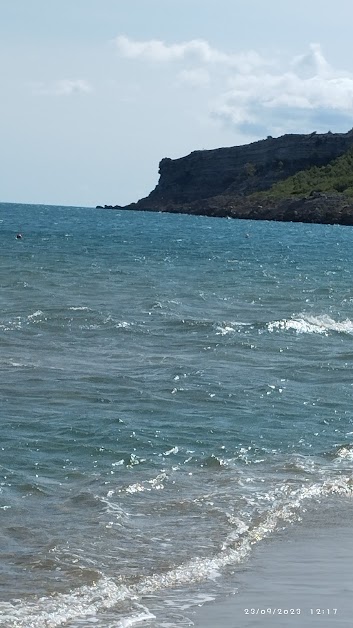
[[98, 129, 353, 225]]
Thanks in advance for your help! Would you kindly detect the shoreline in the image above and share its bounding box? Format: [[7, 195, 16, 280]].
[[191, 498, 353, 627], [98, 193, 353, 226], [97, 129, 353, 226]]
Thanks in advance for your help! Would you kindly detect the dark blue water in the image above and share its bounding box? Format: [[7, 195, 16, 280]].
[[0, 204, 352, 627]]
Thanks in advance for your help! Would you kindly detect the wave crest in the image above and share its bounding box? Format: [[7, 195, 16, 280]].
[[267, 314, 353, 335], [2, 475, 352, 627]]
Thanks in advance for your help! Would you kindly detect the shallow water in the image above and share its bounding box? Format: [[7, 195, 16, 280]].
[[0, 203, 353, 626], [193, 496, 353, 627]]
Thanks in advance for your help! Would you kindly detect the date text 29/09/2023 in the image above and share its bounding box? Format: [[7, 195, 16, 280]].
[[243, 608, 338, 616]]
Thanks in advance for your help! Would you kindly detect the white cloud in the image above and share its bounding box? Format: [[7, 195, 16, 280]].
[[213, 46, 353, 134], [292, 43, 331, 78], [114, 36, 353, 136], [34, 79, 92, 96], [114, 35, 265, 73]]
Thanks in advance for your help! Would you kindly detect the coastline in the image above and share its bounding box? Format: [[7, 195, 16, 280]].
[[97, 129, 353, 225], [191, 497, 353, 627], [98, 193, 353, 226]]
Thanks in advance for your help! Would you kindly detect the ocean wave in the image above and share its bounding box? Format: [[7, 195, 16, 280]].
[[0, 310, 46, 332], [327, 443, 353, 461], [267, 313, 353, 335], [69, 306, 92, 312], [0, 319, 22, 332], [0, 308, 141, 335], [215, 321, 251, 336], [215, 324, 236, 336], [163, 446, 179, 456], [167, 318, 215, 333], [27, 310, 45, 321], [2, 475, 352, 627], [120, 472, 168, 495], [276, 455, 317, 474], [0, 577, 131, 628], [201, 454, 228, 468]]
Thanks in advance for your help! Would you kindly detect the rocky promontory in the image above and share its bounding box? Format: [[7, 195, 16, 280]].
[[98, 129, 353, 225]]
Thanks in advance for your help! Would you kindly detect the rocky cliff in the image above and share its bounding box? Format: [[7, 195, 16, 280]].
[[99, 129, 353, 224]]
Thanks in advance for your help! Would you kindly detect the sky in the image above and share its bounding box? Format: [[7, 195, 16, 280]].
[[1, 0, 353, 207]]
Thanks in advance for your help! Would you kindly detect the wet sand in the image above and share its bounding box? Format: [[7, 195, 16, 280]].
[[192, 499, 353, 627]]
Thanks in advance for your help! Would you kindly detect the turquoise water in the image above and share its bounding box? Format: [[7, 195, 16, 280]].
[[0, 204, 353, 627]]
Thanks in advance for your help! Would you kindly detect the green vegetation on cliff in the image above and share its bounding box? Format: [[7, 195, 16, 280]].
[[112, 129, 353, 225], [257, 147, 353, 199]]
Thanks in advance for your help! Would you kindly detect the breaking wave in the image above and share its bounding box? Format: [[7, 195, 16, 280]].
[[267, 314, 353, 335], [1, 475, 351, 628]]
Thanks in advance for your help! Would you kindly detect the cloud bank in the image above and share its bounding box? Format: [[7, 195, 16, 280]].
[[115, 37, 353, 136]]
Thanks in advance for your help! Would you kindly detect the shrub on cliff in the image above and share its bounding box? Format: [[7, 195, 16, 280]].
[[257, 148, 353, 199]]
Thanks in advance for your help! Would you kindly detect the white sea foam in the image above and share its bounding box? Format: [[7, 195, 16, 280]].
[[267, 313, 353, 335], [122, 473, 168, 495], [0, 318, 22, 331], [215, 321, 249, 335], [111, 459, 125, 467], [136, 475, 353, 595], [125, 483, 146, 494], [27, 310, 44, 320], [333, 444, 353, 461], [0, 310, 46, 331], [0, 577, 131, 628], [69, 306, 91, 311], [1, 475, 351, 627], [163, 446, 179, 456], [215, 324, 236, 336], [115, 321, 132, 329]]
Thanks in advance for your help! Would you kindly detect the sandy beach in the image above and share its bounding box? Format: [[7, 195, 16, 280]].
[[192, 497, 353, 627]]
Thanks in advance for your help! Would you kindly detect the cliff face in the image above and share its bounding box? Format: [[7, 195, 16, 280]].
[[124, 130, 353, 210]]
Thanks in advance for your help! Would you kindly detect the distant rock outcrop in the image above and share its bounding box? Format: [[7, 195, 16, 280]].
[[98, 129, 353, 224]]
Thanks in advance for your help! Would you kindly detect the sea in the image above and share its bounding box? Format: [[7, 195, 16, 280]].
[[0, 202, 353, 627]]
